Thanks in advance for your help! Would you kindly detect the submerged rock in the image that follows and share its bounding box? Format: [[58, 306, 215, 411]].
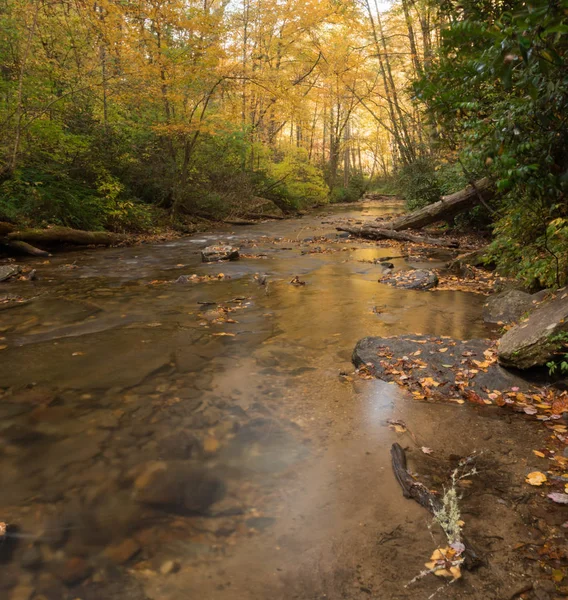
[[483, 289, 548, 324], [498, 288, 568, 369], [380, 269, 438, 291], [133, 461, 226, 515], [201, 246, 239, 263]]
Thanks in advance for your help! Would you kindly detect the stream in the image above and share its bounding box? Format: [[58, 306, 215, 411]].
[[0, 201, 548, 600]]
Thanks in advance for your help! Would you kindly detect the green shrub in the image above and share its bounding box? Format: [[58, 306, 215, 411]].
[[397, 158, 441, 210], [330, 174, 368, 203]]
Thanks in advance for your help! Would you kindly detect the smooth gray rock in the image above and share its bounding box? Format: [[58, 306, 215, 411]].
[[498, 288, 568, 369], [380, 269, 438, 291], [201, 246, 239, 263], [483, 289, 534, 324], [0, 264, 20, 282]]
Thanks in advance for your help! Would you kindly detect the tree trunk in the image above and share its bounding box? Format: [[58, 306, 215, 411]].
[[388, 178, 494, 231], [336, 225, 460, 247]]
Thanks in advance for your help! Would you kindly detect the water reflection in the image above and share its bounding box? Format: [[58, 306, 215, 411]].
[[0, 200, 494, 599]]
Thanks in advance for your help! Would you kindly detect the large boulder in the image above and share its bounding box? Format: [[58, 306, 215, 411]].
[[380, 269, 438, 291], [201, 245, 239, 263], [483, 289, 536, 324], [498, 288, 568, 369]]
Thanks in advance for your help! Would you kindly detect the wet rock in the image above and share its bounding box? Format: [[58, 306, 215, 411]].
[[160, 560, 180, 575], [158, 431, 202, 460], [103, 538, 140, 564], [246, 516, 275, 531], [498, 288, 568, 368], [9, 585, 34, 600], [133, 461, 226, 515], [201, 246, 239, 263], [0, 423, 44, 444], [353, 335, 530, 399], [483, 289, 536, 324], [0, 264, 21, 282], [0, 567, 18, 590], [380, 269, 438, 291], [20, 545, 42, 570], [379, 261, 394, 269], [54, 556, 92, 586], [43, 431, 107, 470], [8, 387, 56, 406], [192, 405, 222, 428], [336, 232, 350, 239]]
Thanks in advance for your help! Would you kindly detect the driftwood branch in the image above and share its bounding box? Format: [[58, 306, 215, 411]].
[[337, 226, 459, 248], [390, 443, 482, 570], [387, 178, 494, 231]]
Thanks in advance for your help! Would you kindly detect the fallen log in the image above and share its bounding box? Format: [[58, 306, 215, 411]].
[[387, 178, 494, 231], [447, 246, 493, 274], [336, 226, 459, 248], [390, 443, 482, 570], [0, 222, 16, 236], [2, 240, 50, 257], [7, 226, 128, 247]]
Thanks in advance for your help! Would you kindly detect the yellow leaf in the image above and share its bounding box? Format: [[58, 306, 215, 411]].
[[203, 437, 219, 453], [532, 450, 546, 458], [525, 471, 547, 486], [438, 348, 448, 353]]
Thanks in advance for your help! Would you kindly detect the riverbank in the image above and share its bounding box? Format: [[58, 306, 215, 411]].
[[0, 199, 566, 600]]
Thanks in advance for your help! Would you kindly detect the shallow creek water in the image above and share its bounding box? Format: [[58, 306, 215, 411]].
[[0, 202, 548, 600]]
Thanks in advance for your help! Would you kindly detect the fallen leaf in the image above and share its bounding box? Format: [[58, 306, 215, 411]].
[[421, 446, 433, 455], [547, 492, 568, 504], [438, 348, 448, 353], [532, 450, 546, 458], [526, 471, 547, 486], [203, 437, 220, 453], [212, 332, 235, 337]]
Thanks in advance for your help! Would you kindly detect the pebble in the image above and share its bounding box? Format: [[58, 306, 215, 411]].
[[54, 556, 92, 585], [160, 560, 181, 575], [103, 538, 141, 564], [20, 545, 42, 569]]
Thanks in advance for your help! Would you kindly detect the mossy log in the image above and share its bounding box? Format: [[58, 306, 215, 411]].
[[7, 227, 128, 247], [387, 178, 494, 231]]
